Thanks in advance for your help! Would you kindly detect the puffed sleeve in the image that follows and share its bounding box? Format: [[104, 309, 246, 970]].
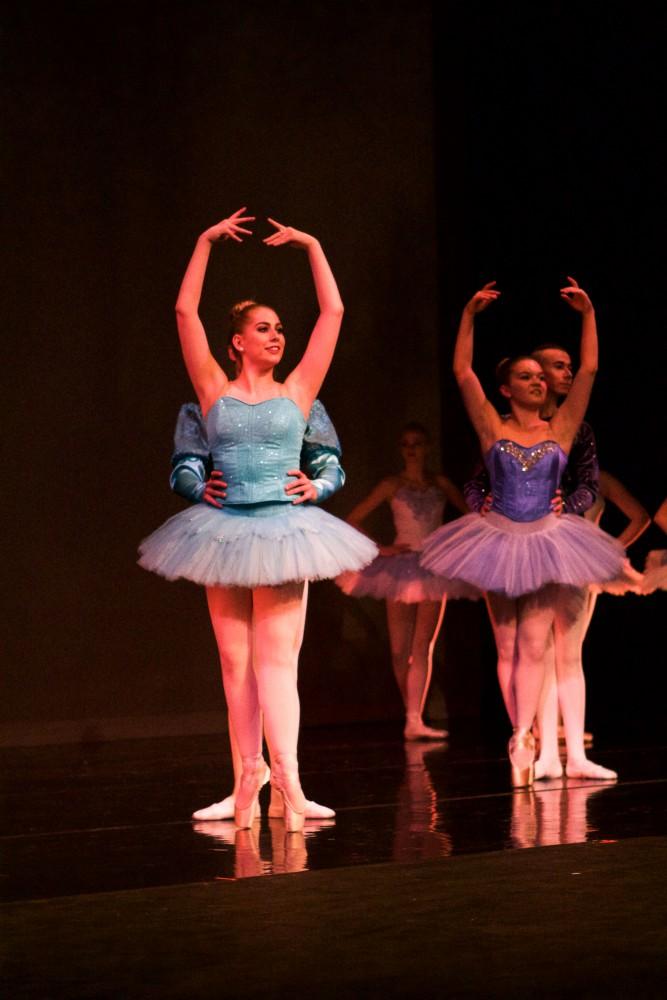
[[170, 403, 211, 504], [464, 463, 490, 513], [562, 421, 599, 516], [172, 403, 209, 461], [300, 399, 346, 503]]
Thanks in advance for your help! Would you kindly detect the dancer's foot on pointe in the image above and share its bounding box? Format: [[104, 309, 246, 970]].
[[192, 761, 270, 821], [508, 728, 536, 788], [268, 785, 335, 820], [534, 758, 564, 781], [566, 759, 617, 781], [404, 714, 449, 741]]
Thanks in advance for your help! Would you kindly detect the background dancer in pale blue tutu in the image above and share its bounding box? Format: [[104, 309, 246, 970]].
[[139, 208, 377, 830], [169, 398, 344, 822], [420, 278, 626, 786], [339, 422, 468, 740]]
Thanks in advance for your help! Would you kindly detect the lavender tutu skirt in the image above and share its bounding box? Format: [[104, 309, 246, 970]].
[[337, 551, 477, 604], [138, 501, 378, 589], [420, 511, 626, 599]]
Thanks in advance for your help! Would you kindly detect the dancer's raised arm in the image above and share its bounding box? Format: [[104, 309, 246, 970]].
[[453, 282, 502, 449], [550, 277, 598, 449], [175, 209, 255, 413], [264, 219, 344, 413]]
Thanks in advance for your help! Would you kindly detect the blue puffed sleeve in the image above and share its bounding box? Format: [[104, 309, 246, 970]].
[[170, 403, 211, 504], [172, 403, 209, 461], [300, 399, 346, 503]]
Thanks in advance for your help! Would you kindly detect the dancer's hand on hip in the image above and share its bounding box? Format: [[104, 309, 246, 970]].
[[203, 470, 228, 507], [285, 470, 318, 503]]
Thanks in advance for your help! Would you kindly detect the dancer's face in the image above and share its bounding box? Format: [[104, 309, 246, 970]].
[[501, 359, 547, 406], [534, 349, 573, 397], [233, 307, 285, 367], [400, 431, 429, 465]]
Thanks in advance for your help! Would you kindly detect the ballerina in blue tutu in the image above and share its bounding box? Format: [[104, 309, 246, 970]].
[[420, 278, 627, 786], [167, 396, 345, 822], [139, 208, 377, 830], [338, 422, 468, 740]]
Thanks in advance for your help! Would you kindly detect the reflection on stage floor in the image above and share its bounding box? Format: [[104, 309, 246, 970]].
[[2, 727, 666, 900]]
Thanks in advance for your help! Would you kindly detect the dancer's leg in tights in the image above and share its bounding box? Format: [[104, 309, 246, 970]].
[[487, 589, 555, 731], [386, 599, 448, 739], [206, 586, 260, 757], [252, 581, 308, 824], [552, 585, 616, 779], [534, 631, 563, 778], [485, 595, 518, 726], [235, 581, 309, 786], [513, 590, 556, 730], [386, 600, 417, 710]]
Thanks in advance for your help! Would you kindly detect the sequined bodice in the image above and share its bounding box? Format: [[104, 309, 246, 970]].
[[206, 396, 306, 504], [391, 483, 446, 549], [485, 440, 568, 522]]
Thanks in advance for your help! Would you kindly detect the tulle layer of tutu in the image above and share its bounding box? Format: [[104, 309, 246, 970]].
[[420, 511, 626, 599], [590, 557, 645, 596], [337, 551, 478, 603], [641, 550, 667, 594], [138, 501, 378, 588]]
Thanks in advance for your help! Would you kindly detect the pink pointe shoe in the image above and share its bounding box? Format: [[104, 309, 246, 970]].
[[191, 761, 270, 821], [270, 753, 307, 833], [534, 758, 564, 781], [234, 754, 268, 829], [508, 728, 536, 788], [566, 759, 618, 781], [268, 785, 335, 821]]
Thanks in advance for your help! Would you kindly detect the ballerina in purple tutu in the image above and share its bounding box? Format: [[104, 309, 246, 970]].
[[338, 422, 468, 740], [420, 278, 627, 786]]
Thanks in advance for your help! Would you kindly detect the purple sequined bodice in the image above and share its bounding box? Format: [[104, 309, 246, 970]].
[[485, 440, 568, 522]]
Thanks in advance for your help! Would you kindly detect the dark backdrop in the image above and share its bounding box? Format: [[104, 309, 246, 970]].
[[434, 3, 666, 734], [3, 1, 664, 743]]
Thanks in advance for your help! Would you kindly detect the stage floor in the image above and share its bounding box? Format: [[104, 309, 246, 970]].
[[3, 725, 667, 899], [3, 726, 667, 998]]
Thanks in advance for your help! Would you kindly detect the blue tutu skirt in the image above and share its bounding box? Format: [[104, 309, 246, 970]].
[[420, 511, 626, 599], [138, 501, 378, 589], [337, 551, 478, 603]]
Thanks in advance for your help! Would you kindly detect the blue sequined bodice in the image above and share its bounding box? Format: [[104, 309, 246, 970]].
[[485, 440, 568, 522], [206, 396, 306, 504]]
